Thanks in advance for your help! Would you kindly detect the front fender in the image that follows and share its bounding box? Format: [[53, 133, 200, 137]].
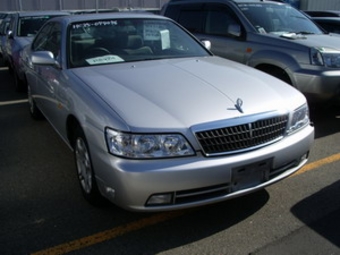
[[247, 50, 300, 86]]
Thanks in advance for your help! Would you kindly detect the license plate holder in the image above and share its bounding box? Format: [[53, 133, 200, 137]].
[[231, 159, 272, 192]]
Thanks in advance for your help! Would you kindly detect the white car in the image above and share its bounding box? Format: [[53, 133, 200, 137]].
[[22, 13, 314, 212]]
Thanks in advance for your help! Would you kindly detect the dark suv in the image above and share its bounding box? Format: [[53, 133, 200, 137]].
[[162, 0, 340, 103]]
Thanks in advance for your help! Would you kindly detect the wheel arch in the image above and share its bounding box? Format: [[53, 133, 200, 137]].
[[66, 115, 82, 149], [255, 63, 292, 85], [248, 50, 300, 87]]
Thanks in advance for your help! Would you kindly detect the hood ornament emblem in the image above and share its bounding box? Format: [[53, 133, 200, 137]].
[[235, 98, 244, 113], [227, 98, 244, 113]]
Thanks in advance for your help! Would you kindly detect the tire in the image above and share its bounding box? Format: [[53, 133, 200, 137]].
[[74, 126, 105, 206], [27, 84, 44, 120], [257, 65, 292, 85]]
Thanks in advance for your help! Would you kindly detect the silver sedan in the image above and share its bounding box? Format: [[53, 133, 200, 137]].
[[22, 13, 314, 212]]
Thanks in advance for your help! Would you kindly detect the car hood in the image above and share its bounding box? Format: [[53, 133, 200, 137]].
[[71, 57, 303, 131], [278, 33, 340, 49]]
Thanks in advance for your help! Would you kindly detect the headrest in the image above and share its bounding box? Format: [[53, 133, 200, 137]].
[[126, 35, 143, 49]]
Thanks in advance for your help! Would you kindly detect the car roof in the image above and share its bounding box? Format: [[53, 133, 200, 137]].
[[14, 10, 70, 17], [50, 12, 169, 24]]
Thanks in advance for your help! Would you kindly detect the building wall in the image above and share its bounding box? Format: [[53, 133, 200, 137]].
[[0, 0, 169, 11], [2, 0, 340, 12], [300, 0, 340, 10]]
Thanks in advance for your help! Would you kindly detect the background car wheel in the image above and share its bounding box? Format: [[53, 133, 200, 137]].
[[27, 85, 43, 120], [74, 126, 105, 206]]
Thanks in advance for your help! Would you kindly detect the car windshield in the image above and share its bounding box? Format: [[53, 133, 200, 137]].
[[69, 18, 210, 68], [18, 16, 55, 37], [238, 3, 323, 35]]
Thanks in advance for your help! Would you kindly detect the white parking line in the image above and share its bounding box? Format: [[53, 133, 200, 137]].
[[0, 99, 28, 106]]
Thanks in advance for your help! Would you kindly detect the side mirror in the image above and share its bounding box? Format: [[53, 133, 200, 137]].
[[7, 30, 13, 39], [201, 40, 211, 50], [31, 51, 60, 68], [228, 24, 241, 37]]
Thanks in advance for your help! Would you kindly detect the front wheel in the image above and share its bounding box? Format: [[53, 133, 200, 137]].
[[74, 127, 105, 206]]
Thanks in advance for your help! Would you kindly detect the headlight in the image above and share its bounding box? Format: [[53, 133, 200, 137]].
[[105, 128, 195, 158], [310, 47, 340, 68], [287, 104, 309, 134]]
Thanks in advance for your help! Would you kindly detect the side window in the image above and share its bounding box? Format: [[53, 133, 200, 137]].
[[32, 22, 61, 59], [205, 5, 238, 36], [32, 23, 52, 51], [45, 24, 61, 59], [178, 10, 205, 33]]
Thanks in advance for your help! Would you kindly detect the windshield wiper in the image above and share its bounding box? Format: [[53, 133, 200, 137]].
[[294, 31, 315, 35]]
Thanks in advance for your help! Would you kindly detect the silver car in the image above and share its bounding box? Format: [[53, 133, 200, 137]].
[[5, 11, 69, 91], [23, 13, 314, 212]]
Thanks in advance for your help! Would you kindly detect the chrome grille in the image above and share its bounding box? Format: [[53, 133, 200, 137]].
[[195, 115, 288, 156]]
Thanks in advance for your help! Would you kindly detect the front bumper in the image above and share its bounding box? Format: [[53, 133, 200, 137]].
[[294, 68, 340, 102], [93, 124, 314, 212]]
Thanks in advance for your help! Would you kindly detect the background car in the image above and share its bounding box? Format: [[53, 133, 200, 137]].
[[311, 17, 340, 34], [23, 13, 314, 212], [162, 0, 340, 104], [0, 15, 10, 62], [5, 11, 69, 91], [304, 10, 340, 17]]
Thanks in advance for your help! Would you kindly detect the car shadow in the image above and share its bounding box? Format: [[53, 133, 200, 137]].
[[81, 189, 270, 255], [309, 103, 340, 139], [291, 180, 340, 249], [14, 189, 270, 255]]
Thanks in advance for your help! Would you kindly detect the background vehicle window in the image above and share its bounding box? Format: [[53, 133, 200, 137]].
[[316, 22, 340, 34], [240, 4, 323, 34], [178, 10, 205, 33], [18, 17, 50, 37], [206, 10, 237, 35]]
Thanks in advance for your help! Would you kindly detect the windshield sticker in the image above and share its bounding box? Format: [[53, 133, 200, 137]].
[[239, 4, 263, 8], [160, 29, 170, 50], [72, 20, 118, 30], [86, 55, 124, 65], [21, 16, 52, 20], [143, 21, 167, 41]]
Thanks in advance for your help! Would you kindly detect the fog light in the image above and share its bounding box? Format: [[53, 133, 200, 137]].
[[301, 152, 309, 161], [146, 193, 173, 206]]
